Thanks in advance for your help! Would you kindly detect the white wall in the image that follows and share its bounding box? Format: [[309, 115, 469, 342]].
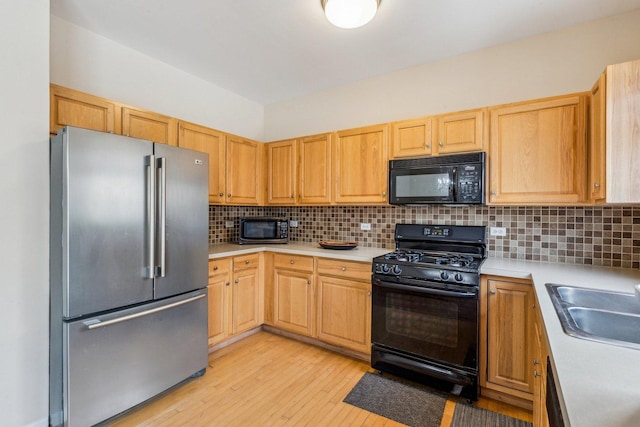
[[264, 9, 640, 141], [0, 1, 50, 426], [50, 16, 265, 141]]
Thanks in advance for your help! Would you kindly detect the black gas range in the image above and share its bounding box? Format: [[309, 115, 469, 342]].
[[371, 224, 487, 401]]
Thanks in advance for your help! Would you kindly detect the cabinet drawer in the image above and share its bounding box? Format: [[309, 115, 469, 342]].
[[208, 258, 231, 279], [317, 258, 370, 281], [273, 254, 314, 272], [233, 253, 260, 271]]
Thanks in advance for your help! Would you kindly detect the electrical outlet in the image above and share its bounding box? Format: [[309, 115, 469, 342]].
[[289, 220, 298, 227], [490, 227, 507, 236], [225, 220, 234, 228], [360, 223, 372, 231]]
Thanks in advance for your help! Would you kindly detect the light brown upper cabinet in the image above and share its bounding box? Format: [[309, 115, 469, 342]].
[[267, 139, 297, 205], [390, 117, 434, 158], [436, 109, 486, 154], [226, 135, 263, 205], [298, 133, 332, 204], [334, 124, 389, 204], [489, 94, 588, 205], [50, 84, 118, 136], [592, 59, 640, 203], [122, 107, 177, 146], [178, 121, 227, 204], [390, 110, 486, 160]]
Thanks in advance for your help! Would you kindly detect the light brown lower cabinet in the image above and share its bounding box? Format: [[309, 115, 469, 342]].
[[272, 254, 315, 336], [207, 254, 263, 347], [480, 275, 535, 409], [316, 259, 371, 354], [533, 296, 550, 427], [207, 257, 232, 346]]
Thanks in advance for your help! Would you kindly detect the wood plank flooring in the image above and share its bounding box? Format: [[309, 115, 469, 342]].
[[109, 331, 532, 426]]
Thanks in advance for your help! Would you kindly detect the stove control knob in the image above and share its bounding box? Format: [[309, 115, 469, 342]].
[[440, 271, 449, 281], [454, 273, 463, 282], [392, 265, 402, 275], [382, 264, 390, 273]]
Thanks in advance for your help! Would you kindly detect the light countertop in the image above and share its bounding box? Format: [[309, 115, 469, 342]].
[[209, 243, 640, 427]]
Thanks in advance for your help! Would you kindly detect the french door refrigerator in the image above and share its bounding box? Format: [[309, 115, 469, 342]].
[[49, 126, 209, 427]]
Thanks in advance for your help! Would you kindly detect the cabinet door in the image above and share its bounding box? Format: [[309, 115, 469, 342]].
[[489, 95, 588, 205], [273, 269, 314, 336], [267, 139, 297, 205], [298, 133, 332, 204], [50, 85, 117, 135], [606, 59, 640, 203], [390, 118, 434, 158], [436, 109, 485, 154], [122, 107, 177, 146], [233, 268, 260, 334], [334, 124, 388, 204], [486, 279, 534, 396], [226, 136, 263, 205], [316, 275, 371, 354], [533, 302, 550, 427], [178, 122, 226, 204], [207, 274, 231, 346], [589, 73, 606, 203]]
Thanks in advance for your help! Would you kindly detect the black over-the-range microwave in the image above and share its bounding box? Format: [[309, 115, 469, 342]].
[[239, 217, 289, 244], [388, 152, 486, 205]]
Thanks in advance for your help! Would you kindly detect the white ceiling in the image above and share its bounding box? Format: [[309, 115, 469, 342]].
[[50, 0, 640, 105]]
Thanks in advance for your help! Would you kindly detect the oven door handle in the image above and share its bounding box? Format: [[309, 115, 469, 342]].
[[373, 278, 477, 298]]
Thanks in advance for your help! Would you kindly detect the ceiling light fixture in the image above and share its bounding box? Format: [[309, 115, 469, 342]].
[[321, 0, 381, 29]]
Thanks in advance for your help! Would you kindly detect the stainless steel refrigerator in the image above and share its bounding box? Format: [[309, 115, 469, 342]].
[[49, 126, 209, 427]]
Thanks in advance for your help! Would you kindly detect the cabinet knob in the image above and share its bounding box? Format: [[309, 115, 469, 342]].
[[341, 267, 346, 272], [594, 183, 601, 188], [234, 279, 239, 284], [491, 190, 497, 196], [489, 289, 496, 295], [299, 194, 302, 199], [533, 359, 540, 365], [534, 371, 542, 377], [367, 291, 372, 296], [439, 141, 444, 147], [219, 192, 224, 197], [245, 260, 250, 264], [228, 193, 232, 198], [382, 192, 386, 196], [226, 282, 230, 286], [213, 266, 218, 271], [307, 280, 311, 285], [425, 143, 430, 148], [290, 260, 295, 264], [291, 195, 294, 199]]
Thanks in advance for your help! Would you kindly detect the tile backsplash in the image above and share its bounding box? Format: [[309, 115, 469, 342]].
[[209, 205, 640, 268]]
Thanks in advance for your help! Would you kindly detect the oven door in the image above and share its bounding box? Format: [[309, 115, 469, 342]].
[[388, 165, 455, 205], [371, 275, 478, 371]]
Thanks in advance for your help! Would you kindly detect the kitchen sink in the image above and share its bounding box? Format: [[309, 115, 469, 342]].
[[546, 283, 640, 350]]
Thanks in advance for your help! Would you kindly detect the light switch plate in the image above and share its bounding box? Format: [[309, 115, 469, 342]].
[[490, 227, 507, 236], [225, 221, 234, 228], [360, 223, 372, 231], [290, 220, 298, 227]]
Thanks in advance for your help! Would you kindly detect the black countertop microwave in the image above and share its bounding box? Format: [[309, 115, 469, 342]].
[[239, 217, 289, 244], [388, 152, 486, 205]]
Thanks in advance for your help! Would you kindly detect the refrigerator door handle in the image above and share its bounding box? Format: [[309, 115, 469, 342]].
[[156, 157, 167, 277], [144, 155, 156, 279], [84, 293, 206, 330]]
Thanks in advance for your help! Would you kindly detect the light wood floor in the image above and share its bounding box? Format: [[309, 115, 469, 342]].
[[109, 331, 532, 426]]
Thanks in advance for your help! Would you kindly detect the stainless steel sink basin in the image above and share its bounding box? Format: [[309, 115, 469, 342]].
[[546, 283, 640, 350]]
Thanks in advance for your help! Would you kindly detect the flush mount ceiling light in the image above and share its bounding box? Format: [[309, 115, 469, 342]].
[[321, 0, 381, 29]]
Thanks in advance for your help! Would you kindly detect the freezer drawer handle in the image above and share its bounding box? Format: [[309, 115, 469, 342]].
[[84, 294, 206, 330]]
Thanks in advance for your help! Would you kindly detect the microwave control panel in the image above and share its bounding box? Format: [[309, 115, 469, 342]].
[[456, 165, 483, 203]]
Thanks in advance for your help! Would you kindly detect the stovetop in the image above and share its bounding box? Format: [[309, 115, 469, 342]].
[[372, 224, 487, 286]]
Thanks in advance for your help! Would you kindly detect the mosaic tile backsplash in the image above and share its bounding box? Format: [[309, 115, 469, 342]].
[[209, 205, 640, 268]]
